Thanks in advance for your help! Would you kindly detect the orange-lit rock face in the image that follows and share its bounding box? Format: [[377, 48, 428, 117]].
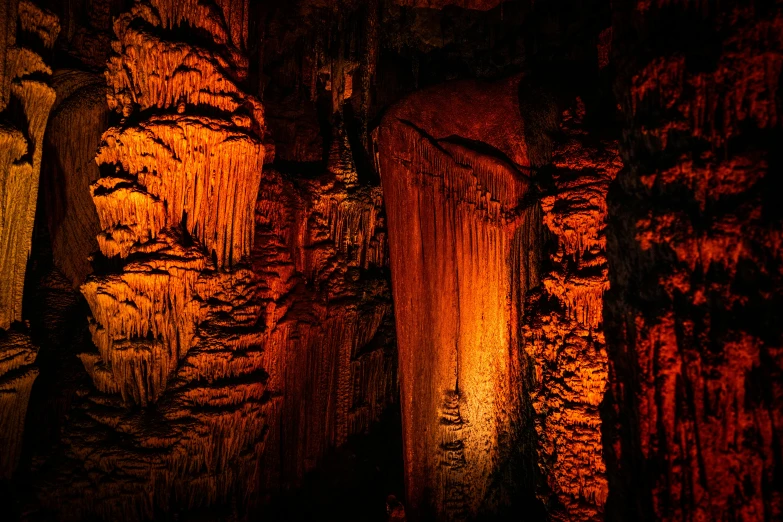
[[0, 0, 58, 479], [0, 330, 39, 479], [378, 76, 540, 520], [47, 0, 271, 516], [522, 101, 621, 520], [80, 0, 264, 404], [31, 3, 396, 516], [253, 156, 396, 491], [0, 0, 58, 330], [607, 2, 783, 521]]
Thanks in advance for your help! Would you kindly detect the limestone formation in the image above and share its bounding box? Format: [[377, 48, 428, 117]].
[[0, 0, 58, 480], [40, 70, 107, 287], [27, 3, 396, 518], [0, 329, 38, 479], [378, 75, 541, 520], [607, 1, 783, 520], [0, 0, 58, 329], [79, 0, 265, 405], [522, 99, 621, 520], [40, 0, 273, 517]]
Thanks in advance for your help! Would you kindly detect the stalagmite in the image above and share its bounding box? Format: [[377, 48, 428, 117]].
[[0, 0, 58, 480], [378, 76, 540, 520]]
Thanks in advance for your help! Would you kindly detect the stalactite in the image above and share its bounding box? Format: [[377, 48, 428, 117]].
[[31, 1, 271, 518], [31, 3, 397, 512], [253, 144, 396, 493]]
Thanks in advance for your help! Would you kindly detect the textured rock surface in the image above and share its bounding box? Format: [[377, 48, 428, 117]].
[[522, 100, 621, 520], [606, 1, 783, 520], [378, 75, 540, 520], [35, 1, 272, 517], [0, 0, 58, 480], [0, 0, 58, 329], [22, 2, 397, 519], [79, 0, 265, 405], [253, 158, 396, 495], [0, 329, 38, 479]]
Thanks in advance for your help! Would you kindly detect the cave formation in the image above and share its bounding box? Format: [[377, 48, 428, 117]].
[[0, 1, 781, 521]]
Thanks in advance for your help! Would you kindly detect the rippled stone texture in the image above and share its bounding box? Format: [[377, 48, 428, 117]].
[[36, 1, 271, 518], [0, 0, 58, 479], [0, 0, 58, 330], [27, 2, 397, 518]]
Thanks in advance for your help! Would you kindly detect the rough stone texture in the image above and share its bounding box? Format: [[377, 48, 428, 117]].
[[0, 329, 38, 479], [79, 0, 265, 405], [606, 1, 783, 521], [34, 1, 272, 517], [0, 0, 58, 329], [522, 99, 621, 520], [0, 0, 58, 480], [24, 2, 397, 519], [378, 75, 540, 521], [254, 154, 396, 495]]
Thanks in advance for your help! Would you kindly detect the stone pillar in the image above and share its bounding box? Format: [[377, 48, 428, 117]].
[[378, 76, 541, 520]]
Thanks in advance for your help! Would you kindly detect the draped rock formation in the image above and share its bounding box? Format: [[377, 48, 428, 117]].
[[0, 0, 58, 329], [33, 1, 271, 518], [607, 1, 783, 520], [0, 330, 38, 479], [80, 0, 264, 406], [26, 3, 397, 518], [378, 76, 620, 521], [254, 149, 396, 494], [0, 0, 58, 480], [378, 76, 541, 520]]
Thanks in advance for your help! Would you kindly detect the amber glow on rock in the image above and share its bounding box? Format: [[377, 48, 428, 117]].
[[378, 75, 541, 520]]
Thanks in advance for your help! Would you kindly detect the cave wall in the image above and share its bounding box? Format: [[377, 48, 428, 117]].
[[18, 1, 398, 519], [606, 1, 783, 520], [0, 0, 58, 480]]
